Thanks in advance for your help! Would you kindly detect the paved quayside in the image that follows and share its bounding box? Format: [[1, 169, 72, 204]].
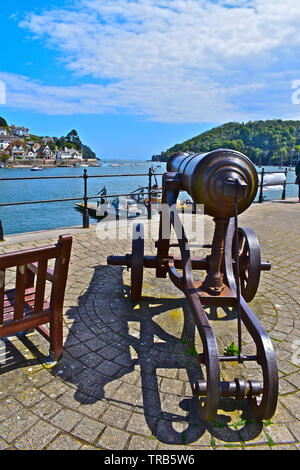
[[0, 198, 300, 450]]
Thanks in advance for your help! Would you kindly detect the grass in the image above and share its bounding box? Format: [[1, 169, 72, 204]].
[[224, 341, 239, 356]]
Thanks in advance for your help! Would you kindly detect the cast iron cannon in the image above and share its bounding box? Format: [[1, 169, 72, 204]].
[[107, 149, 278, 421]]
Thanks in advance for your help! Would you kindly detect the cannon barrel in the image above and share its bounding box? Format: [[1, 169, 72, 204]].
[[167, 149, 258, 218]]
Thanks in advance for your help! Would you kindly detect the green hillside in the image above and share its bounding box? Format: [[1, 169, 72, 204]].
[[155, 120, 300, 166]]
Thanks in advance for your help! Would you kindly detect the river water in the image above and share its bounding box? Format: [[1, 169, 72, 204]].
[[0, 162, 298, 236]]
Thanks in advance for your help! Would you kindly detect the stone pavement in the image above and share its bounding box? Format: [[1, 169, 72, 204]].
[[0, 198, 300, 450]]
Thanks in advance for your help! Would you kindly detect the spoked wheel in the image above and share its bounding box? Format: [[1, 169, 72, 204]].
[[233, 227, 261, 302], [130, 223, 144, 301]]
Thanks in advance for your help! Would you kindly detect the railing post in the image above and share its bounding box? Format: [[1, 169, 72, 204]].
[[0, 220, 4, 241], [258, 167, 264, 203], [282, 168, 287, 200], [147, 167, 152, 220], [116, 197, 120, 221], [83, 169, 89, 228]]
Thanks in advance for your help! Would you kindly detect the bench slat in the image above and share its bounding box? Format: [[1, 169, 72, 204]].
[[34, 260, 47, 314], [14, 265, 26, 320], [0, 269, 4, 323], [0, 309, 51, 338]]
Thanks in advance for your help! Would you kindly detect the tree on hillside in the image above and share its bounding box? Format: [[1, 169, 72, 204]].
[[82, 144, 96, 159], [162, 120, 300, 165], [0, 116, 8, 127], [66, 130, 82, 152]]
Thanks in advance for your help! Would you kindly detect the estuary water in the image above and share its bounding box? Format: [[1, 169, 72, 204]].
[[0, 162, 298, 236]]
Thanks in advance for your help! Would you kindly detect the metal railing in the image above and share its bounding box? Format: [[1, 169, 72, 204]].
[[0, 167, 162, 240], [0, 166, 296, 240], [257, 167, 294, 203]]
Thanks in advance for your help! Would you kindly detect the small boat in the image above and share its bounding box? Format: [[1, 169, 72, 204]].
[[31, 166, 43, 171]]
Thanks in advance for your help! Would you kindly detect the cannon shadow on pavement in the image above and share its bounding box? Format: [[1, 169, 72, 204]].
[[58, 264, 263, 445], [0, 263, 263, 446]]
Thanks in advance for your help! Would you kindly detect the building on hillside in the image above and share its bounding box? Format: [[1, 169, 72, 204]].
[[35, 145, 53, 160], [10, 125, 30, 137], [26, 141, 41, 152], [0, 127, 7, 136], [41, 136, 53, 144], [9, 144, 26, 159], [56, 146, 83, 160], [0, 139, 10, 151], [24, 150, 37, 159]]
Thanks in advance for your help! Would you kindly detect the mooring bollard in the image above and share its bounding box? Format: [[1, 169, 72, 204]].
[[258, 167, 264, 203], [281, 168, 287, 200], [0, 220, 4, 241]]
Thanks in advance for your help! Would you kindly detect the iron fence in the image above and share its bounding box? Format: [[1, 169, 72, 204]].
[[0, 166, 296, 241], [0, 168, 162, 240]]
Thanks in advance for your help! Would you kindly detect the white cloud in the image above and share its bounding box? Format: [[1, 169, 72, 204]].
[[4, 0, 300, 122]]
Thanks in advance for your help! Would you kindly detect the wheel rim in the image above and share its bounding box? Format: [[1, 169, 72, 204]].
[[233, 227, 261, 302]]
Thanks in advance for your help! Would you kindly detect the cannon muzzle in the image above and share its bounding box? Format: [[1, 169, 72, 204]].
[[167, 149, 258, 218]]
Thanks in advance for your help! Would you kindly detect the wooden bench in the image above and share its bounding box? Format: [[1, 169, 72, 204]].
[[0, 234, 72, 363]]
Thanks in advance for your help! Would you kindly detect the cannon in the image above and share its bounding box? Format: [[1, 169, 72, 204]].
[[107, 149, 278, 421]]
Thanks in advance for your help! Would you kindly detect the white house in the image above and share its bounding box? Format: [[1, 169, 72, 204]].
[[56, 147, 83, 160], [10, 144, 26, 158], [0, 127, 7, 136], [0, 139, 10, 151], [22, 150, 37, 159]]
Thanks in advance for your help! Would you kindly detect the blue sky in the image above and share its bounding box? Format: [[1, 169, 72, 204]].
[[1, 0, 300, 159]]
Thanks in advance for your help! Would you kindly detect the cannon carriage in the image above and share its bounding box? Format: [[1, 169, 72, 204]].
[[107, 149, 278, 422]]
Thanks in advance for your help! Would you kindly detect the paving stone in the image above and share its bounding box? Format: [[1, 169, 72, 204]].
[[126, 412, 155, 436], [0, 397, 23, 421], [160, 377, 184, 396], [128, 435, 158, 450], [0, 409, 39, 443], [50, 408, 82, 432], [97, 426, 130, 450], [30, 396, 63, 420], [101, 405, 132, 429], [72, 416, 105, 443], [46, 433, 82, 450], [14, 421, 59, 450], [264, 424, 296, 444]]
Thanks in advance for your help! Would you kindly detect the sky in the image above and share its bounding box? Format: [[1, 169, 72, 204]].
[[1, 0, 300, 160]]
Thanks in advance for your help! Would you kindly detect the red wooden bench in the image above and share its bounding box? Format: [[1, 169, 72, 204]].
[[0, 234, 72, 364]]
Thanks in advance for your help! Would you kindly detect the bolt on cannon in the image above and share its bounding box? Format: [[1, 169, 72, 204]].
[[107, 149, 278, 422]]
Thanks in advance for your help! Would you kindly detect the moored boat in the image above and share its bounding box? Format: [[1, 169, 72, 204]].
[[31, 166, 43, 171]]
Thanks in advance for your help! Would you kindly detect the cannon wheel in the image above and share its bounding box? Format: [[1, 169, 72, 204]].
[[233, 227, 261, 302], [130, 223, 144, 301]]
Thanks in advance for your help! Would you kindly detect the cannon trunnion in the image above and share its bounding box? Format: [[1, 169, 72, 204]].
[[107, 149, 278, 422]]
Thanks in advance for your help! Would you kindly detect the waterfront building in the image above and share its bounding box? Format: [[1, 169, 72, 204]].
[[9, 143, 26, 158], [56, 147, 83, 160], [35, 145, 54, 160]]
